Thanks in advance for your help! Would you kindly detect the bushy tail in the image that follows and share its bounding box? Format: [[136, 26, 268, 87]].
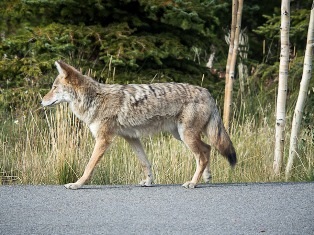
[[206, 109, 237, 167]]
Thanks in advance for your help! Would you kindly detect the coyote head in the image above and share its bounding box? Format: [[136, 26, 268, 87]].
[[42, 61, 82, 107]]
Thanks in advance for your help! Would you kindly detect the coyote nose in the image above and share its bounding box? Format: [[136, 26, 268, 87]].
[[41, 99, 47, 107]]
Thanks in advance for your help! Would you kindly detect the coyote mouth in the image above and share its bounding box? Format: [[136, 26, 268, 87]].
[[42, 100, 58, 107], [49, 100, 58, 106]]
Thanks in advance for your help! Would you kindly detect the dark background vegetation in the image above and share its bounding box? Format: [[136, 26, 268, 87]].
[[0, 0, 313, 128]]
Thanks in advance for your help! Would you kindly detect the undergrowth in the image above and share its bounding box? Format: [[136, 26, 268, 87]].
[[1, 99, 313, 186]]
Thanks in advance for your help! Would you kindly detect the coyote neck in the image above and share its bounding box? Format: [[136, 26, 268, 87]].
[[69, 86, 101, 125], [69, 84, 121, 126]]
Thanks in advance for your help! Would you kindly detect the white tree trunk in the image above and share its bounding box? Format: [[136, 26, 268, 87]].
[[223, 0, 237, 130], [238, 62, 248, 93], [273, 0, 290, 175], [238, 28, 249, 94], [223, 0, 243, 131], [225, 29, 249, 95], [286, 1, 314, 180], [206, 45, 216, 69]]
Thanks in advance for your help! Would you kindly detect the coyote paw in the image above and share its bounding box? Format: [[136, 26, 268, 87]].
[[139, 179, 153, 187], [64, 183, 81, 190], [182, 181, 196, 189], [203, 174, 212, 183]]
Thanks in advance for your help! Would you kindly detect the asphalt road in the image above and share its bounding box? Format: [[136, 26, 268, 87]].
[[1, 182, 313, 235]]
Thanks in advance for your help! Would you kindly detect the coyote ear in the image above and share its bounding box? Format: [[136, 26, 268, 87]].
[[55, 61, 67, 77]]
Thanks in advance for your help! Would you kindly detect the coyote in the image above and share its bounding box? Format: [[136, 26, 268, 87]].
[[42, 61, 236, 189]]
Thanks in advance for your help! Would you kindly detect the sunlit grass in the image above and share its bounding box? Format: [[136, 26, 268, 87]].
[[1, 102, 313, 186]]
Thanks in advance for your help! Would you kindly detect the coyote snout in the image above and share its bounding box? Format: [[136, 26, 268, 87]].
[[43, 61, 236, 189]]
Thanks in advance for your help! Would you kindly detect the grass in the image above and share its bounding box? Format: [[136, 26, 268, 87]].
[[1, 99, 313, 186]]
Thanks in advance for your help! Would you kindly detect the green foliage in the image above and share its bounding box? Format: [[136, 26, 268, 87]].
[[0, 87, 46, 116], [255, 8, 310, 42], [241, 55, 314, 132], [247, 0, 314, 132], [0, 22, 105, 87], [1, 0, 230, 90], [254, 1, 313, 64]]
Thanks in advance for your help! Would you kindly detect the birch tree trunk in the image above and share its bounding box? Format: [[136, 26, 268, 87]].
[[286, 1, 314, 180], [223, 0, 237, 130], [223, 0, 243, 131], [238, 28, 249, 95], [273, 0, 290, 175], [206, 45, 216, 69]]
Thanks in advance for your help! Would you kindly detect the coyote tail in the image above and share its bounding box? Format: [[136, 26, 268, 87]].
[[206, 109, 237, 167]]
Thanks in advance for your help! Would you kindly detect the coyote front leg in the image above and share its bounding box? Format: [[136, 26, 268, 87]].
[[64, 137, 112, 190]]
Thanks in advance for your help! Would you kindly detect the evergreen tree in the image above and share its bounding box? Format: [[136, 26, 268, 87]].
[[0, 0, 230, 89]]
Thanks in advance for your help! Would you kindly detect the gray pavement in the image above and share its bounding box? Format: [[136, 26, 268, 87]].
[[1, 182, 314, 235]]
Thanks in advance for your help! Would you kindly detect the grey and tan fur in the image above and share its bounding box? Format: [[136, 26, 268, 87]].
[[42, 61, 236, 189]]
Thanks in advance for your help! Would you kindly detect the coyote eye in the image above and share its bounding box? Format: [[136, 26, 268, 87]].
[[52, 85, 57, 90]]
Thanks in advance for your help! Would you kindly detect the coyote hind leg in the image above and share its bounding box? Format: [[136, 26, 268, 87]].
[[181, 131, 210, 189], [124, 137, 153, 186], [202, 143, 212, 183], [202, 163, 212, 183]]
